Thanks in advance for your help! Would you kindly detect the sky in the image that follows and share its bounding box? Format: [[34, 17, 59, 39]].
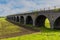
[[0, 0, 60, 16]]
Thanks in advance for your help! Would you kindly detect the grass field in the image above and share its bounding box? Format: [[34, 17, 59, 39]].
[[1, 18, 60, 40], [0, 18, 21, 36]]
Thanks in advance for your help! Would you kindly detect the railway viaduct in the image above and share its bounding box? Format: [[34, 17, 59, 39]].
[[7, 9, 60, 29]]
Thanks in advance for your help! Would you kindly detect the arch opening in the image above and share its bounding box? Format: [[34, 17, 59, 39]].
[[11, 16, 13, 20], [13, 16, 16, 21], [20, 16, 24, 24], [26, 16, 33, 25], [54, 17, 60, 29], [12, 17, 14, 20], [35, 15, 50, 28], [16, 16, 19, 22]]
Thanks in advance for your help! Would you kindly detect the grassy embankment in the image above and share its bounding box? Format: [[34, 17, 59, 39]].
[[0, 18, 21, 36]]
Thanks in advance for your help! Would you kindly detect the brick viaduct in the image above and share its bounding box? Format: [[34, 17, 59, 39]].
[[6, 9, 60, 29]]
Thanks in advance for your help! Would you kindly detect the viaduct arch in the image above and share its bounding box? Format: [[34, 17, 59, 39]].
[[54, 17, 60, 29], [35, 15, 49, 27], [7, 10, 60, 29], [20, 16, 24, 24], [16, 16, 19, 22], [26, 16, 33, 25]]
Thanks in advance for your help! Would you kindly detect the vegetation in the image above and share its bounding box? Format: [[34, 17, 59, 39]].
[[54, 8, 60, 12], [45, 18, 50, 28], [0, 18, 21, 36], [1, 18, 60, 40], [2, 27, 60, 40]]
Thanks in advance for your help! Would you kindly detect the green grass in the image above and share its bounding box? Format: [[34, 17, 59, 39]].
[[0, 18, 21, 36], [1, 18, 60, 40], [45, 18, 50, 28], [2, 27, 60, 40]]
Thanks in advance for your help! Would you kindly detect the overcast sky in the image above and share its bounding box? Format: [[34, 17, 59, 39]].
[[0, 0, 60, 16]]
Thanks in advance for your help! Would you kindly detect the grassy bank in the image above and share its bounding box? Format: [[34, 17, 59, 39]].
[[0, 18, 21, 36]]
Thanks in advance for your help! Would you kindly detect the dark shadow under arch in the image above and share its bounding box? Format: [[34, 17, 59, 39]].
[[54, 17, 60, 29], [13, 16, 16, 21], [11, 16, 13, 20], [16, 16, 19, 22], [35, 15, 50, 27], [26, 16, 33, 25], [20, 16, 24, 24]]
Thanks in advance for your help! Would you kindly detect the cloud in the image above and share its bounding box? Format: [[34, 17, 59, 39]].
[[0, 0, 60, 16]]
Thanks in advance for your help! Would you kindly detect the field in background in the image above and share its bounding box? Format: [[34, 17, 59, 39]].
[[1, 18, 60, 40]]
